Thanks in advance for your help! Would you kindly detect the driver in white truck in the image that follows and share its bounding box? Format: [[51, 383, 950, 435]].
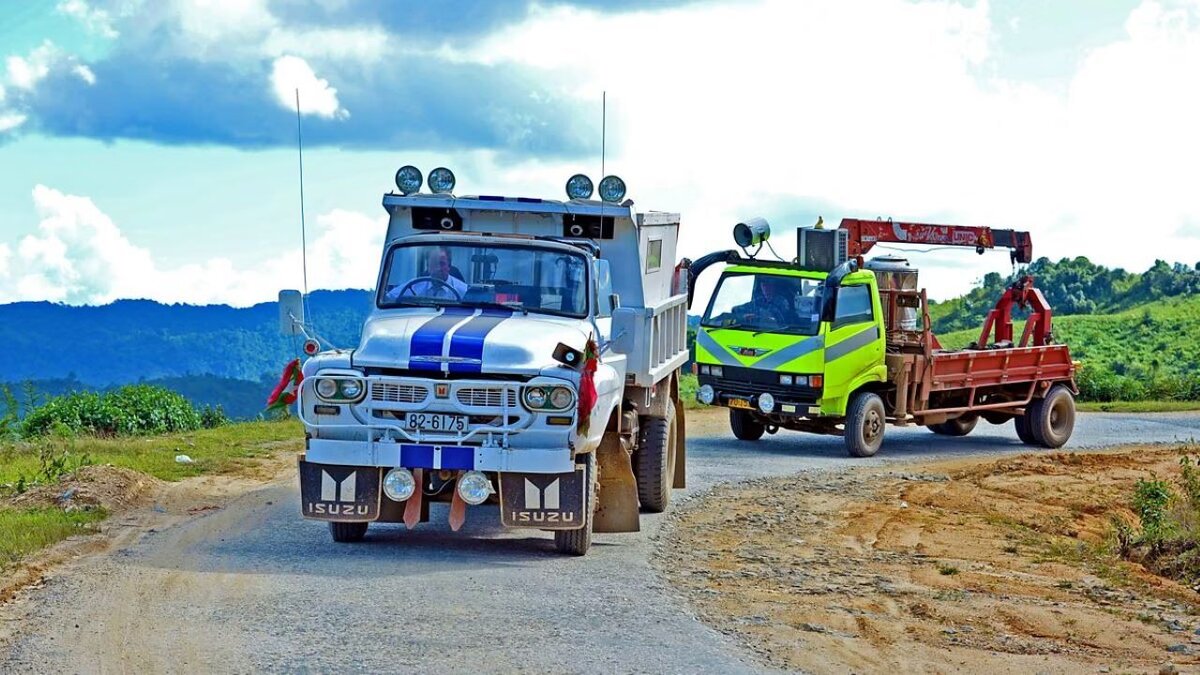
[[383, 245, 468, 301]]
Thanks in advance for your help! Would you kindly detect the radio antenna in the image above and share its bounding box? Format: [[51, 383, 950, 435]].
[[601, 91, 606, 184], [295, 88, 312, 327]]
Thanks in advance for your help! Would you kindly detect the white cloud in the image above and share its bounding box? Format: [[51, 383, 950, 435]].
[[0, 112, 25, 132], [262, 27, 390, 63], [73, 63, 96, 85], [270, 55, 348, 119], [6, 42, 58, 90], [0, 186, 384, 307], [449, 0, 1200, 301], [56, 0, 119, 39]]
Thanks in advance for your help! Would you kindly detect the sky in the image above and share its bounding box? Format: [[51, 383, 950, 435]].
[[1, 0, 1198, 308]]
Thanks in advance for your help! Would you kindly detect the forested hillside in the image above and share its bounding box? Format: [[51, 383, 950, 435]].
[[930, 257, 1200, 334], [0, 290, 372, 385]]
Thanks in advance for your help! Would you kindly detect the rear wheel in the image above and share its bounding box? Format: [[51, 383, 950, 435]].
[[927, 415, 978, 437], [845, 391, 886, 458], [554, 451, 596, 556], [635, 399, 678, 513], [730, 409, 765, 441], [1028, 385, 1076, 448], [1014, 413, 1037, 445], [328, 521, 368, 543]]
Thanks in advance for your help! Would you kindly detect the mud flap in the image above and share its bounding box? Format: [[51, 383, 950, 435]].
[[594, 431, 641, 533], [672, 394, 687, 490], [298, 458, 381, 522], [498, 464, 588, 530]]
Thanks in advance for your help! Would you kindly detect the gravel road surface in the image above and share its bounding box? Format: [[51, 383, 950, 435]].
[[3, 411, 1200, 673]]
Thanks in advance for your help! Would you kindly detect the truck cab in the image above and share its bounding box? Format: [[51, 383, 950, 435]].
[[290, 168, 690, 555]]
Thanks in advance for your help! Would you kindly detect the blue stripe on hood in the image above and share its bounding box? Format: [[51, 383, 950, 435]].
[[448, 308, 513, 373], [409, 307, 474, 372]]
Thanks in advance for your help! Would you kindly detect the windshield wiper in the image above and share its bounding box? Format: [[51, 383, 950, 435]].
[[753, 323, 814, 337], [391, 298, 445, 308], [706, 322, 753, 332]]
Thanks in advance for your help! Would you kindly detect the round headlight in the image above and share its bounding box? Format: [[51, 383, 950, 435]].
[[698, 384, 715, 405], [456, 471, 493, 506], [565, 174, 594, 200], [383, 468, 416, 502], [315, 378, 338, 399], [395, 165, 423, 195], [524, 387, 548, 409], [598, 175, 626, 203], [428, 167, 456, 194], [758, 392, 776, 414], [339, 379, 363, 399], [549, 386, 574, 409]]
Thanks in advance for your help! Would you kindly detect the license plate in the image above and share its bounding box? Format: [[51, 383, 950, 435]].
[[728, 398, 752, 410], [298, 460, 381, 522], [404, 413, 468, 432]]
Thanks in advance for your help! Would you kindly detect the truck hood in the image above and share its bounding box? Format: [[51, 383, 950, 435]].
[[353, 308, 590, 377]]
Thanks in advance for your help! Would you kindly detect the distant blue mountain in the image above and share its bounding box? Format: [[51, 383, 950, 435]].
[[0, 289, 373, 386]]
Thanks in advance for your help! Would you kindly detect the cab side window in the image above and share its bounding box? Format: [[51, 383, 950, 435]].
[[834, 285, 873, 327]]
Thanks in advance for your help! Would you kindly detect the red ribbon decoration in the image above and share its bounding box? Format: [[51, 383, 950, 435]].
[[266, 358, 304, 412], [577, 337, 599, 435]]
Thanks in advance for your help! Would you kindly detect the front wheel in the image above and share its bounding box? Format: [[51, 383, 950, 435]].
[[329, 521, 368, 543], [845, 391, 886, 458], [554, 451, 596, 556], [730, 409, 765, 441]]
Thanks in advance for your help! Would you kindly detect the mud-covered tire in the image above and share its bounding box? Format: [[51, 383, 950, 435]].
[[1027, 385, 1076, 449], [928, 415, 978, 437], [730, 409, 765, 441], [554, 451, 595, 556], [328, 521, 368, 543], [1014, 413, 1037, 445], [845, 391, 886, 458], [634, 400, 677, 513]]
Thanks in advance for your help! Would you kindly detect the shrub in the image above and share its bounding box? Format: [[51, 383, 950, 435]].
[[1132, 478, 1174, 550], [199, 405, 230, 429], [21, 385, 202, 437]]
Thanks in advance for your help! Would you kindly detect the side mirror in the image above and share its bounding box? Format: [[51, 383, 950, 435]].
[[609, 293, 621, 310], [279, 290, 305, 336]]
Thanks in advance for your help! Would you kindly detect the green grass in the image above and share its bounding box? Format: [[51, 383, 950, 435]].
[[1077, 400, 1200, 413], [0, 419, 303, 490], [0, 507, 107, 569]]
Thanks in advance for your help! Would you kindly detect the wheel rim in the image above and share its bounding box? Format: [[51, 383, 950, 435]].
[[864, 408, 882, 444], [1050, 397, 1070, 436]]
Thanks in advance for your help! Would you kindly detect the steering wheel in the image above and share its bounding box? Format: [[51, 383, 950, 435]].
[[396, 276, 463, 300]]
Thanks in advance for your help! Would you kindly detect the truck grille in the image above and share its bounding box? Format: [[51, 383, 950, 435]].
[[456, 387, 518, 408], [371, 383, 429, 404]]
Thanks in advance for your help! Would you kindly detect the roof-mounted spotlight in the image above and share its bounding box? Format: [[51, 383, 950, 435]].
[[598, 175, 626, 203], [733, 217, 771, 248], [428, 167, 456, 194], [395, 165, 423, 195], [565, 174, 594, 200]]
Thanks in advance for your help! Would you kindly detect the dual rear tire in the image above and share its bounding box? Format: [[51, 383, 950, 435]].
[[1015, 385, 1075, 448]]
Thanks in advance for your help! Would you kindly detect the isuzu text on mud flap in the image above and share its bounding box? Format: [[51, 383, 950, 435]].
[[282, 167, 690, 555]]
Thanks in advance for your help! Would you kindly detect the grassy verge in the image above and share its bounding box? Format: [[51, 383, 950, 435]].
[[0, 419, 303, 489], [0, 507, 107, 569], [1077, 400, 1200, 413], [0, 419, 302, 573]]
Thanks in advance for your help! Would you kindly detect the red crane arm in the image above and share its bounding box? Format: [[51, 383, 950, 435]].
[[838, 218, 1034, 264]]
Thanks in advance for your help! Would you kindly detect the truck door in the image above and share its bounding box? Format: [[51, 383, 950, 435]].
[[823, 282, 884, 409]]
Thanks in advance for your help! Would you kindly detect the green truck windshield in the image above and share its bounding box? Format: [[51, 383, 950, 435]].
[[701, 272, 824, 335]]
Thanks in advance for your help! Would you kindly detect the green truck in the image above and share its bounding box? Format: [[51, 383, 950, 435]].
[[686, 217, 1077, 457]]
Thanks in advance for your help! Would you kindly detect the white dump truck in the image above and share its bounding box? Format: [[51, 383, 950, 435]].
[[283, 167, 689, 555]]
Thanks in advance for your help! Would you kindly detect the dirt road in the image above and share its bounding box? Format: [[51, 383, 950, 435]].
[[3, 411, 1200, 673]]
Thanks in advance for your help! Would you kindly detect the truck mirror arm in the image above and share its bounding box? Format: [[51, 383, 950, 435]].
[[820, 260, 860, 323], [682, 250, 742, 308]]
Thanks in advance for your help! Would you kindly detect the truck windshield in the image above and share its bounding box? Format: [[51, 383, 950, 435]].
[[377, 241, 589, 318], [701, 272, 823, 335]]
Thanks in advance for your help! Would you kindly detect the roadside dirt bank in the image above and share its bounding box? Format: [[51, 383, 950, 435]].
[[656, 445, 1200, 674]]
